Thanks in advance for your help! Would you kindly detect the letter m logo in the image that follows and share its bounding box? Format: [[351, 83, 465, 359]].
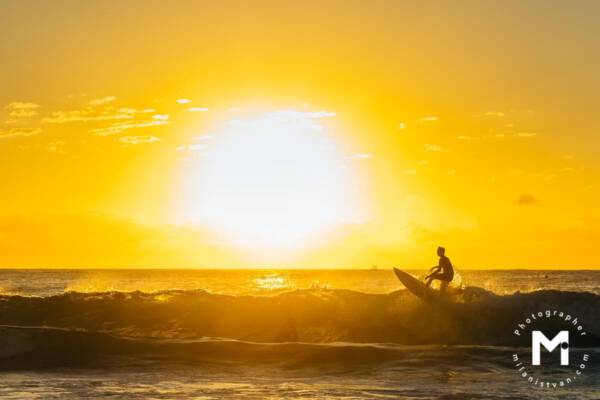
[[531, 331, 569, 366]]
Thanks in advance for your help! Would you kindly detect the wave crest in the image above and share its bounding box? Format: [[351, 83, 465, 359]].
[[0, 288, 598, 346]]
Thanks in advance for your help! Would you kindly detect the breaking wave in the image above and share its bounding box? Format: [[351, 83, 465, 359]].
[[0, 287, 598, 344]]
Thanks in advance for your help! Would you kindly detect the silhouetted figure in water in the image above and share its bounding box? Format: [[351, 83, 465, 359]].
[[425, 246, 454, 291]]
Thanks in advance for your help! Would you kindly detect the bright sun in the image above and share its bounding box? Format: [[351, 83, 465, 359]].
[[176, 110, 365, 251]]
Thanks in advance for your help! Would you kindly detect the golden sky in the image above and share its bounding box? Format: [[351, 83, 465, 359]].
[[1, 1, 599, 268]]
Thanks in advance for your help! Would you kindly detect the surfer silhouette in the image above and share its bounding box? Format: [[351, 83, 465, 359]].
[[424, 246, 454, 290]]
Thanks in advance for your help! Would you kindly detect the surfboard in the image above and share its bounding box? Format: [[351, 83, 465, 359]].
[[393, 268, 438, 300]]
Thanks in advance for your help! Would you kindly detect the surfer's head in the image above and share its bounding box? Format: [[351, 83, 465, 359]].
[[437, 246, 445, 256]]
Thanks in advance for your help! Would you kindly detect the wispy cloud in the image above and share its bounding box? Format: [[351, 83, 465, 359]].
[[0, 127, 42, 138], [119, 135, 161, 145], [514, 132, 537, 138], [5, 102, 40, 118], [90, 120, 169, 136], [152, 114, 170, 121], [42, 109, 134, 124], [188, 107, 209, 112], [416, 116, 438, 123], [457, 135, 479, 141], [176, 134, 213, 153], [484, 111, 505, 117], [397, 122, 407, 129], [47, 140, 66, 154], [515, 194, 538, 206], [424, 143, 449, 152], [5, 102, 39, 110], [116, 107, 155, 115], [42, 107, 156, 124], [177, 143, 207, 152], [176, 98, 192, 104], [89, 96, 116, 106]]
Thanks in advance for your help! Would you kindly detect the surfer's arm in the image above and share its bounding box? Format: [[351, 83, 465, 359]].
[[426, 265, 441, 278]]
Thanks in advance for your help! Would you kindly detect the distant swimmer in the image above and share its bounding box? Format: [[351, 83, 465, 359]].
[[425, 246, 454, 291]]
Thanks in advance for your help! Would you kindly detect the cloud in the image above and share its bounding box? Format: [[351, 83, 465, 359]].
[[119, 135, 161, 145], [176, 98, 192, 104], [152, 114, 170, 121], [89, 96, 116, 105], [47, 140, 66, 154], [116, 107, 155, 115], [42, 109, 134, 124], [177, 143, 207, 152], [416, 116, 438, 123], [43, 107, 157, 124], [424, 143, 449, 152], [176, 135, 213, 153], [9, 110, 38, 118], [484, 111, 505, 117], [188, 107, 209, 112], [515, 194, 538, 206], [5, 102, 40, 118], [0, 127, 42, 138], [514, 132, 537, 138], [457, 135, 478, 141], [5, 102, 40, 111], [397, 122, 407, 129], [90, 120, 169, 136]]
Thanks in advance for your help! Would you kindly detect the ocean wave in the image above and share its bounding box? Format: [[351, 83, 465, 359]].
[[0, 288, 598, 348], [1, 325, 598, 373]]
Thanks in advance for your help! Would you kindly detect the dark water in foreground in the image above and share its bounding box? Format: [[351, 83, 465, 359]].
[[0, 269, 598, 399]]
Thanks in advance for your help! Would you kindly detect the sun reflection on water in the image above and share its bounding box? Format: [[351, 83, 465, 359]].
[[253, 274, 293, 291]]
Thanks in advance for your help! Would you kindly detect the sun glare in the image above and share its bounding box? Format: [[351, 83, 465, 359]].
[[176, 110, 364, 252]]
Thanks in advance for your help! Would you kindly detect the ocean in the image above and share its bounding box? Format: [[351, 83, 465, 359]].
[[0, 269, 598, 399]]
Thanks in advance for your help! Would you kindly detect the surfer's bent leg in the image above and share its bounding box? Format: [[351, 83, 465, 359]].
[[425, 272, 444, 287], [425, 272, 452, 289]]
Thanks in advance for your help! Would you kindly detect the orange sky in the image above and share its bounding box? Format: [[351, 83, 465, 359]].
[[1, 1, 599, 268]]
